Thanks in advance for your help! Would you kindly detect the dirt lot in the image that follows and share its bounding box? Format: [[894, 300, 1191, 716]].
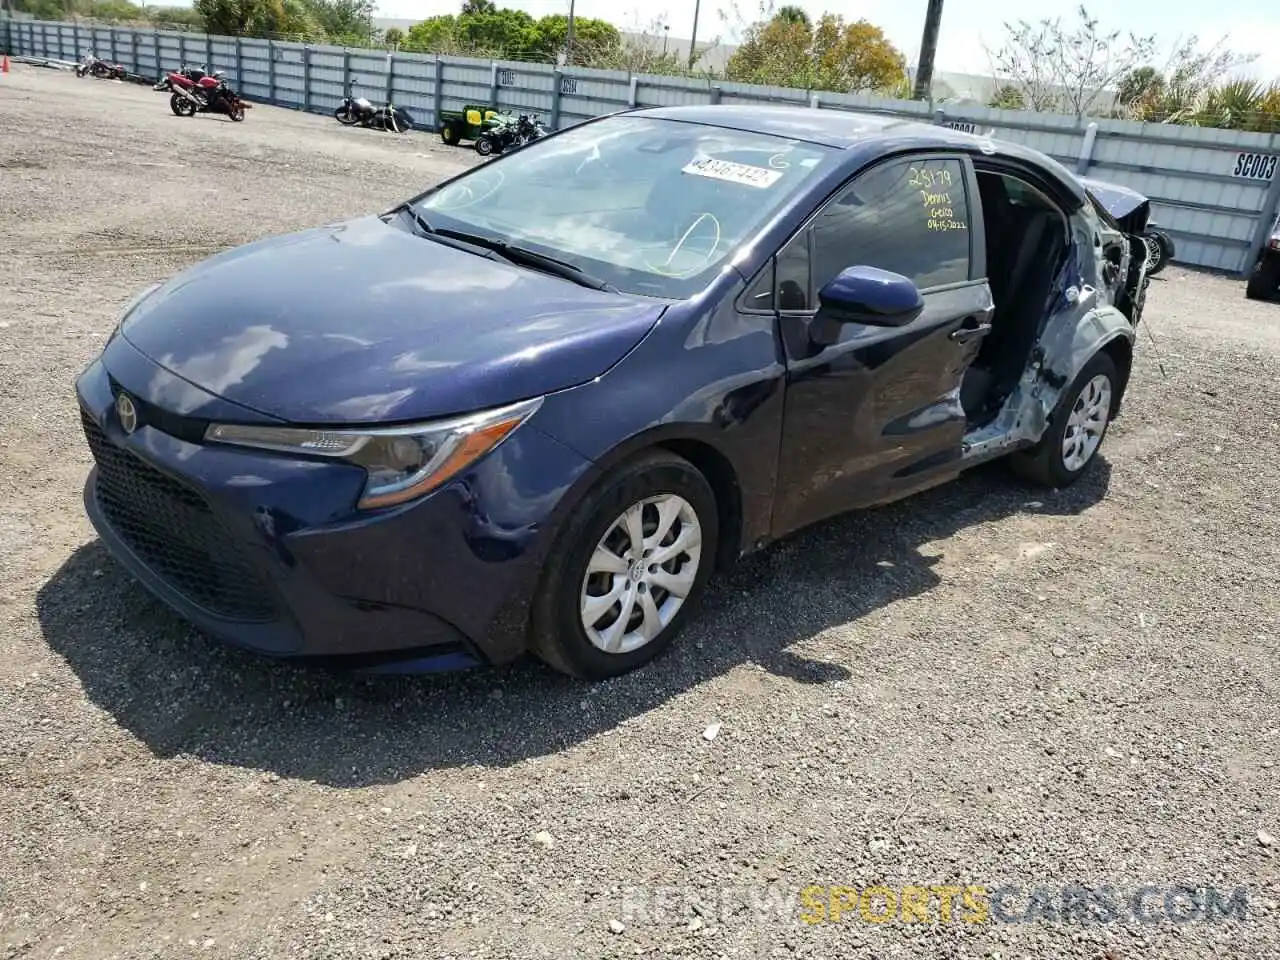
[[1, 64, 1279, 960]]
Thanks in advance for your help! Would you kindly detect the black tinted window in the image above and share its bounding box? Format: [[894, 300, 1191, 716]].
[[811, 157, 971, 292], [776, 232, 810, 311], [741, 259, 775, 311]]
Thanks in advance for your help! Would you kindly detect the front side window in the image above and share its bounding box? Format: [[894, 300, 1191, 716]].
[[810, 156, 972, 294], [413, 116, 836, 298]]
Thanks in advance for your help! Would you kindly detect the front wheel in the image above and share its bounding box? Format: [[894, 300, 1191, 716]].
[[1008, 351, 1119, 488], [440, 124, 460, 145], [474, 134, 496, 157], [90, 62, 109, 78], [530, 452, 719, 681], [228, 102, 245, 121], [1246, 255, 1280, 302], [334, 105, 358, 125]]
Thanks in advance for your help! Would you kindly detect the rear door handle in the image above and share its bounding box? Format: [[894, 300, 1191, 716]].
[[949, 318, 992, 343]]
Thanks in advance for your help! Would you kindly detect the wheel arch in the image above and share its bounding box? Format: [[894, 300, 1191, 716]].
[[652, 437, 744, 572], [1098, 334, 1133, 418], [540, 424, 750, 574]]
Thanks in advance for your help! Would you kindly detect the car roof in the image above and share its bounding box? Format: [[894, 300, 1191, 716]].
[[631, 104, 1087, 207]]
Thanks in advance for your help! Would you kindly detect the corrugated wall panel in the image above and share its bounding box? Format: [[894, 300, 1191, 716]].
[[4, 16, 1277, 272]]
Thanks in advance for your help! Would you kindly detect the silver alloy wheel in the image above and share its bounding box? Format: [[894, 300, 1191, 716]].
[[1142, 234, 1163, 272], [579, 494, 703, 655], [1061, 373, 1113, 472]]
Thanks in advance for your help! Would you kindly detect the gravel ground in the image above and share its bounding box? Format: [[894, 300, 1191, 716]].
[[2, 65, 1279, 960]]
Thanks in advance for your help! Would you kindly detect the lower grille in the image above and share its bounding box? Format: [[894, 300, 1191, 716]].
[[81, 410, 277, 622]]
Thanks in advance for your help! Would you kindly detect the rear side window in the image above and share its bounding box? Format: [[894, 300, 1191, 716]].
[[810, 157, 972, 293]]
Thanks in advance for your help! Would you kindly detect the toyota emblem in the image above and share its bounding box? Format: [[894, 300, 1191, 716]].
[[116, 393, 138, 435]]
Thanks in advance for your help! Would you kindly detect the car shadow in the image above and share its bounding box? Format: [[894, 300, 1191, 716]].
[[36, 459, 1112, 786]]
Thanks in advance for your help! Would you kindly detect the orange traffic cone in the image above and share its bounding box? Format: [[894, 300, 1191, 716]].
[[1, 56, 10, 74]]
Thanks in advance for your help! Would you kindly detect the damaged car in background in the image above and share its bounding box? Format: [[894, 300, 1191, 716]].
[[75, 107, 1146, 682], [1246, 209, 1280, 302]]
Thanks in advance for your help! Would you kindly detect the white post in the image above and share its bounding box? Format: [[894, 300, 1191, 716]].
[[1076, 121, 1099, 174]]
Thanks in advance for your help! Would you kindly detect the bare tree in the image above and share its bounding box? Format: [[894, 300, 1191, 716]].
[[983, 19, 1060, 112], [985, 5, 1156, 118]]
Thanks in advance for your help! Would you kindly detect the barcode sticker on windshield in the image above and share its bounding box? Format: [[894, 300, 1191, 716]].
[[682, 157, 783, 189]]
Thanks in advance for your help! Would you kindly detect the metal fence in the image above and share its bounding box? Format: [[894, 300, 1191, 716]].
[[4, 16, 1280, 276]]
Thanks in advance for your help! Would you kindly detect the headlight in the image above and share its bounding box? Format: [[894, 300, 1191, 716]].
[[204, 396, 543, 510], [107, 282, 162, 345]]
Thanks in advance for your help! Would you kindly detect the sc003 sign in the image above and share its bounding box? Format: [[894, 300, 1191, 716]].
[[1233, 152, 1278, 181]]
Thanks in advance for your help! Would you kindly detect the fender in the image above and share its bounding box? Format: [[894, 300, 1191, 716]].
[[961, 298, 1135, 465], [1038, 301, 1135, 395]]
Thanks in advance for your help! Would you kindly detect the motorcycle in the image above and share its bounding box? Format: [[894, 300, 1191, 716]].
[[76, 52, 127, 80], [474, 113, 547, 157], [168, 70, 249, 122], [1140, 224, 1175, 276], [154, 64, 207, 93], [334, 96, 415, 133]]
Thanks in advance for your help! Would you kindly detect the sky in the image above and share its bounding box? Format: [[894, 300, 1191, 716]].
[[374, 0, 1280, 80]]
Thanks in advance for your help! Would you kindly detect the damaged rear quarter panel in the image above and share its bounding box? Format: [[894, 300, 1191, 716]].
[[962, 209, 1137, 463]]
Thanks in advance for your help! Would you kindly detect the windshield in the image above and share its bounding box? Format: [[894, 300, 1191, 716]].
[[413, 115, 836, 298]]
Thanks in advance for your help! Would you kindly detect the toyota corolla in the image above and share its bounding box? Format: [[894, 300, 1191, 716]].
[[75, 105, 1147, 680]]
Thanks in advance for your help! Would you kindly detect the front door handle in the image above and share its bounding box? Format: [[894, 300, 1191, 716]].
[[949, 318, 992, 343]]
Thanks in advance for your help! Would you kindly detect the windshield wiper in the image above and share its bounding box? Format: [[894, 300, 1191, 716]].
[[399, 207, 613, 291], [400, 207, 513, 264], [402, 206, 437, 237], [433, 227, 615, 292]]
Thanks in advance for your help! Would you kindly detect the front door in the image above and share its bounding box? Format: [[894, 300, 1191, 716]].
[[771, 153, 993, 537]]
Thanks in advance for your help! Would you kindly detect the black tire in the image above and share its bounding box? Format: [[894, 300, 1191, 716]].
[[440, 124, 460, 146], [1142, 230, 1173, 276], [1007, 351, 1120, 488], [529, 451, 720, 681], [334, 105, 358, 125], [475, 134, 496, 157], [228, 102, 245, 121], [90, 61, 109, 78], [1246, 255, 1280, 302], [170, 92, 196, 117]]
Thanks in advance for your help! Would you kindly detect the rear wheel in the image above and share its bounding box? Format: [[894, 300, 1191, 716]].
[[90, 61, 109, 78], [1245, 254, 1280, 301], [530, 452, 719, 681], [228, 101, 245, 121], [1008, 351, 1119, 488], [170, 92, 196, 117]]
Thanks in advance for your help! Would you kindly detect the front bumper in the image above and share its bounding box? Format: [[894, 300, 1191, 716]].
[[75, 346, 597, 669]]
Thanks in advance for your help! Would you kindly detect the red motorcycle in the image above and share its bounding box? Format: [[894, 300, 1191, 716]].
[[153, 64, 206, 93], [166, 70, 249, 122]]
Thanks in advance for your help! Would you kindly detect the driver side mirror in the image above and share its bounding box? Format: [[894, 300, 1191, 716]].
[[816, 265, 925, 328]]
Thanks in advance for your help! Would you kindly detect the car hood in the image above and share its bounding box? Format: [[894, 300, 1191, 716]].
[[120, 215, 666, 424]]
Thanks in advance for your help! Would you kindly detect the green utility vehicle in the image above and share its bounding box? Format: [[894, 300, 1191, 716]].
[[437, 104, 508, 146]]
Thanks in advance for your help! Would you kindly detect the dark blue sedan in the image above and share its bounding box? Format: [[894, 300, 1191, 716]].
[[76, 105, 1147, 680]]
